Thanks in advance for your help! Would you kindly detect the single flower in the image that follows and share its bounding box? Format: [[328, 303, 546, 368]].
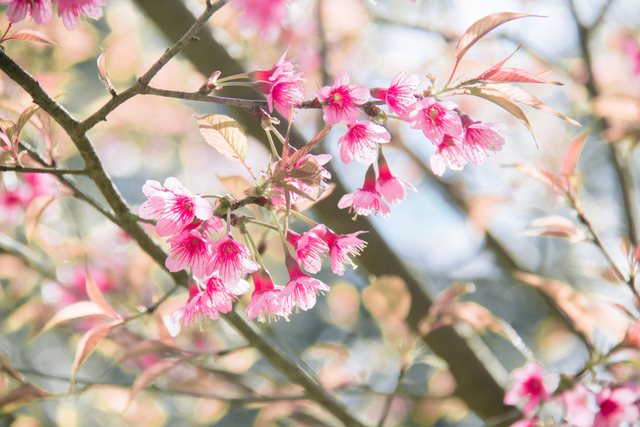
[[281, 254, 330, 311], [315, 225, 368, 275], [338, 121, 391, 165], [408, 97, 462, 145], [503, 360, 559, 417], [459, 112, 507, 165], [208, 233, 258, 284], [55, 0, 105, 30], [430, 135, 467, 177], [245, 270, 290, 322], [0, 0, 52, 25], [370, 71, 420, 115], [286, 226, 329, 274], [338, 164, 390, 218], [376, 148, 416, 205], [315, 71, 370, 125]]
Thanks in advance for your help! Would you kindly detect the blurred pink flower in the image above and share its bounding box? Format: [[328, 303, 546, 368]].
[[370, 71, 419, 115], [286, 226, 329, 274], [622, 38, 640, 78], [561, 383, 595, 427], [229, 0, 290, 41], [503, 360, 559, 417], [593, 387, 640, 427], [55, 0, 105, 30], [338, 121, 391, 165], [165, 226, 213, 278], [338, 164, 390, 218], [460, 113, 507, 165], [430, 135, 467, 177], [409, 97, 462, 145], [376, 149, 416, 205], [316, 225, 367, 275], [138, 178, 213, 237], [245, 270, 290, 322], [0, 0, 52, 24], [281, 254, 330, 311], [171, 279, 219, 327], [0, 180, 33, 223], [208, 233, 258, 284], [316, 71, 370, 125]]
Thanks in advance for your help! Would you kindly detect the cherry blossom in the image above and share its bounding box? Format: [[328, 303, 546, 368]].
[[370, 71, 420, 116], [376, 149, 416, 205], [55, 0, 105, 30], [338, 121, 391, 165], [281, 254, 330, 311], [229, 0, 290, 41], [622, 37, 640, 79], [459, 112, 507, 165], [593, 386, 640, 427], [315, 71, 370, 125], [165, 226, 213, 278], [338, 164, 390, 218], [503, 360, 559, 417], [245, 270, 290, 322], [430, 135, 467, 177], [0, 0, 52, 24], [208, 233, 258, 284], [315, 225, 367, 275], [252, 51, 305, 118], [561, 383, 595, 427], [170, 279, 219, 328], [286, 226, 329, 274], [408, 97, 462, 145]]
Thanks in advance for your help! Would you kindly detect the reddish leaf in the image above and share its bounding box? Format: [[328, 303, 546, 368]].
[[288, 124, 333, 166], [528, 215, 578, 234], [0, 100, 44, 132], [71, 320, 123, 384], [42, 301, 108, 332], [0, 383, 51, 412], [478, 68, 563, 85], [15, 103, 41, 142], [467, 86, 536, 143], [0, 353, 23, 383], [129, 360, 177, 403], [86, 268, 118, 319], [196, 114, 247, 162], [25, 194, 55, 241], [511, 163, 556, 188], [454, 13, 539, 62], [3, 29, 63, 48], [489, 83, 581, 126], [97, 47, 116, 94], [559, 129, 590, 176], [436, 301, 506, 335]]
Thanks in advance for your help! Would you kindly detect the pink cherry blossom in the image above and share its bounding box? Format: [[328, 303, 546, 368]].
[[0, 0, 52, 24], [229, 0, 290, 41], [165, 226, 213, 278], [55, 0, 105, 30], [338, 164, 390, 218], [408, 97, 462, 145], [245, 270, 290, 322], [138, 177, 214, 237], [252, 51, 305, 119], [286, 226, 329, 274], [503, 360, 559, 417], [376, 149, 416, 205], [170, 279, 219, 328], [315, 71, 370, 125], [250, 49, 298, 83], [430, 135, 467, 177], [370, 71, 420, 115], [593, 386, 640, 427], [460, 113, 507, 165], [561, 383, 595, 427], [622, 38, 640, 78], [316, 225, 367, 275], [338, 121, 391, 165], [208, 233, 258, 284], [203, 273, 237, 313], [281, 254, 330, 311]]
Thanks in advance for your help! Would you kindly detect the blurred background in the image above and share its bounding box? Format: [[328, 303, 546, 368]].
[[2, 0, 640, 425]]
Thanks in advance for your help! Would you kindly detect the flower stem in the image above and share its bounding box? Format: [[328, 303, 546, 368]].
[[243, 228, 265, 269], [290, 210, 319, 227], [265, 128, 280, 159], [215, 72, 251, 84], [270, 210, 291, 257]]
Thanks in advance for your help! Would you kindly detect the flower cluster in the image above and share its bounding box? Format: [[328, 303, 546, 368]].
[[504, 360, 640, 427], [0, 0, 106, 30]]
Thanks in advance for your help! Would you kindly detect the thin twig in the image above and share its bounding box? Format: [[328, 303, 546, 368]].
[[377, 366, 407, 427], [0, 165, 88, 175]]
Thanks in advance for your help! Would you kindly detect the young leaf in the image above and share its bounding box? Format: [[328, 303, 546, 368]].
[[97, 47, 116, 95], [196, 114, 248, 162], [478, 68, 563, 85], [510, 163, 556, 188], [559, 129, 590, 176], [86, 268, 119, 319], [15, 104, 41, 142], [3, 29, 64, 48], [489, 83, 581, 126], [0, 353, 23, 383], [71, 320, 123, 385], [467, 86, 536, 143], [42, 301, 107, 332], [454, 13, 538, 62], [129, 360, 177, 403], [25, 194, 56, 241], [288, 124, 333, 166], [0, 383, 52, 413]]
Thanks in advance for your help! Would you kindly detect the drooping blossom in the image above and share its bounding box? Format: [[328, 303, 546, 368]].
[[0, 0, 52, 24], [376, 148, 416, 205], [229, 0, 290, 41], [315, 225, 367, 275], [250, 49, 298, 83], [252, 51, 305, 118], [165, 225, 213, 278], [170, 279, 219, 328], [203, 273, 238, 313], [138, 177, 214, 237], [245, 270, 290, 322], [55, 0, 105, 30], [561, 383, 596, 427], [338, 121, 391, 165], [208, 233, 258, 284], [430, 135, 467, 177], [408, 97, 462, 145], [593, 386, 640, 427], [503, 360, 559, 417], [315, 71, 370, 125], [459, 112, 507, 165], [338, 164, 390, 218], [281, 254, 330, 311], [286, 226, 329, 274], [370, 71, 420, 116]]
